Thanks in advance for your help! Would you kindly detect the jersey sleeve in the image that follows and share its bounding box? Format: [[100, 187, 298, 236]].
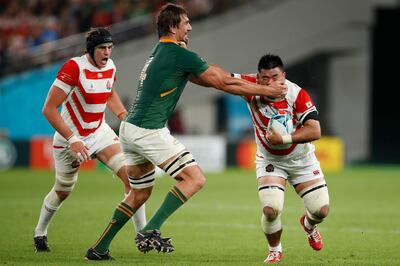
[[294, 88, 318, 124], [52, 59, 80, 94], [178, 49, 209, 76]]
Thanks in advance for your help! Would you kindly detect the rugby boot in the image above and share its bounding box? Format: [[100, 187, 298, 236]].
[[300, 215, 323, 251], [264, 250, 283, 263], [34, 236, 50, 252], [135, 229, 174, 253], [85, 247, 114, 261]]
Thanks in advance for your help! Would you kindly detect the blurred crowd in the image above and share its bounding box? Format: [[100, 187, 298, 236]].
[[1, 0, 240, 77]]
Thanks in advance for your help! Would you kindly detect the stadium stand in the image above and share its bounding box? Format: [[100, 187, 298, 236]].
[[0, 0, 255, 77]]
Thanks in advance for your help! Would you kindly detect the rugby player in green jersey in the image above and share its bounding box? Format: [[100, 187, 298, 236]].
[[85, 3, 287, 260]]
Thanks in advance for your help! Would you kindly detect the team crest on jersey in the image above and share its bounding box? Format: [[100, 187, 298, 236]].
[[106, 80, 112, 90], [265, 164, 274, 172], [98, 73, 103, 78]]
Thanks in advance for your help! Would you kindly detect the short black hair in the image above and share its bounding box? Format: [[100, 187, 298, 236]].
[[258, 54, 284, 72], [85, 27, 112, 54], [156, 3, 188, 38]]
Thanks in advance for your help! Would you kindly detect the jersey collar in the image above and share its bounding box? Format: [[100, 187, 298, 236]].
[[159, 38, 178, 44]]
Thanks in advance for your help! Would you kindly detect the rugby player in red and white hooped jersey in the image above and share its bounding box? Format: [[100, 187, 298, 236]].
[[33, 28, 146, 252], [232, 54, 330, 264]]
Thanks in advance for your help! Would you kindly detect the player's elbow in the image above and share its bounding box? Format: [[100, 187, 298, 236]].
[[42, 103, 56, 121], [42, 105, 50, 118], [311, 126, 321, 141], [304, 120, 321, 141]]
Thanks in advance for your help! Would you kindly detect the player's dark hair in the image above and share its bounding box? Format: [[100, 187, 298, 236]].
[[258, 54, 284, 72], [156, 3, 188, 38], [85, 27, 113, 63]]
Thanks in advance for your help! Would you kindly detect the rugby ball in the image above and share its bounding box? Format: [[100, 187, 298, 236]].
[[268, 112, 293, 136]]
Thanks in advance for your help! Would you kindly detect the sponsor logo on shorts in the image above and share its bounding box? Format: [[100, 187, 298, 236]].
[[266, 164, 274, 172], [313, 170, 320, 175]]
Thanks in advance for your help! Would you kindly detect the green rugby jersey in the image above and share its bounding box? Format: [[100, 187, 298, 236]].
[[126, 39, 209, 129]]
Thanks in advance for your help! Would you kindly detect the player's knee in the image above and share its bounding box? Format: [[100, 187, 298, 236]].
[[258, 184, 284, 222], [318, 204, 330, 219], [263, 206, 279, 221], [55, 190, 70, 201], [54, 171, 78, 192], [106, 153, 126, 175], [193, 174, 206, 190], [301, 182, 329, 222], [163, 151, 197, 178]]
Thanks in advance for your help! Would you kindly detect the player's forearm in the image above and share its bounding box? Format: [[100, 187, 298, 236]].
[[291, 121, 321, 143], [107, 90, 127, 120], [222, 77, 283, 98]]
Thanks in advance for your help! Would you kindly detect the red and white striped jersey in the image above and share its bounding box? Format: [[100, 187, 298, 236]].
[[52, 54, 116, 138], [234, 74, 317, 159]]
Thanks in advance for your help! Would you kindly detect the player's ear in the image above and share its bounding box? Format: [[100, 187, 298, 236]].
[[169, 25, 177, 35]]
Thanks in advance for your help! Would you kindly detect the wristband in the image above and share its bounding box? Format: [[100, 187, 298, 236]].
[[67, 135, 81, 145], [281, 134, 292, 144], [117, 111, 128, 120]]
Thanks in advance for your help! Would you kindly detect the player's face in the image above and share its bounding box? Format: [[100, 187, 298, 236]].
[[257, 67, 286, 86], [176, 15, 192, 44], [94, 43, 113, 68]]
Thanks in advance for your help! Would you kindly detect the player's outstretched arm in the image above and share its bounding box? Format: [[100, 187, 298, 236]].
[[107, 89, 128, 120], [195, 65, 287, 98]]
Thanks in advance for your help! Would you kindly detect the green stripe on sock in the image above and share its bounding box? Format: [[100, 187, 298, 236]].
[[93, 203, 132, 253], [173, 186, 188, 202], [143, 188, 187, 231]]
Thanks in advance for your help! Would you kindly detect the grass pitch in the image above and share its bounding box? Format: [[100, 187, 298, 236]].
[[1, 166, 399, 265]]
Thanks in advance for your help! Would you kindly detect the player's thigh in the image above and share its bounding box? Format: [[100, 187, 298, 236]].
[[286, 152, 324, 186], [127, 162, 155, 178], [53, 145, 78, 173], [90, 123, 120, 155], [256, 159, 289, 183], [120, 121, 186, 166], [257, 175, 286, 187], [96, 143, 122, 162], [172, 164, 204, 183]]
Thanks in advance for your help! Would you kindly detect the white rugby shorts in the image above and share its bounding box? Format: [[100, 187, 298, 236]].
[[119, 121, 185, 166], [255, 152, 324, 185], [53, 123, 119, 172]]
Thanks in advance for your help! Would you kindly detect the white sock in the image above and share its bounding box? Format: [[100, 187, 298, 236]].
[[34, 189, 62, 237], [269, 242, 282, 252], [304, 216, 315, 230], [125, 192, 146, 232]]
